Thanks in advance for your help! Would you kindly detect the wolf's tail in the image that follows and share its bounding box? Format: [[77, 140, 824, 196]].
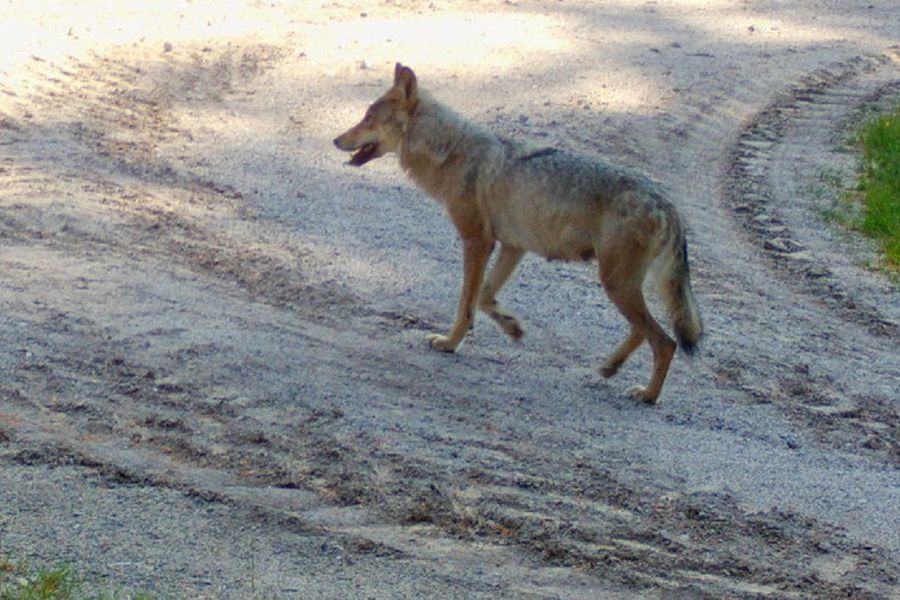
[[660, 224, 703, 354]]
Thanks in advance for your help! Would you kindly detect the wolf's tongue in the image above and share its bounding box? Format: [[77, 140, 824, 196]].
[[349, 143, 379, 166]]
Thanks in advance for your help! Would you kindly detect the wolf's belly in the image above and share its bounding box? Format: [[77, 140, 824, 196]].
[[492, 211, 597, 262]]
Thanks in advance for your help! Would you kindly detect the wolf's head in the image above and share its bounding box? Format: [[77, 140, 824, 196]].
[[333, 63, 418, 166]]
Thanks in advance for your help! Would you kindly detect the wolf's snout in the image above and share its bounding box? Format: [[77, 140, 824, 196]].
[[334, 132, 355, 150]]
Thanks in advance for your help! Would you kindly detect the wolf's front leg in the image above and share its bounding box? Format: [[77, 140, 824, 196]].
[[427, 238, 494, 352]]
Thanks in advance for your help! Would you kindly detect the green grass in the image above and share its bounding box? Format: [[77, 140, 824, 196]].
[[854, 103, 900, 268], [0, 556, 151, 600]]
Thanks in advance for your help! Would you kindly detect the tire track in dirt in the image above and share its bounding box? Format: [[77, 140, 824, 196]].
[[721, 53, 900, 463], [5, 347, 897, 600], [0, 46, 363, 323], [724, 54, 898, 338]]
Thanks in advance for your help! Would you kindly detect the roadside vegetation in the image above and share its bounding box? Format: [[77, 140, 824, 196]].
[[0, 556, 151, 600], [852, 103, 900, 269]]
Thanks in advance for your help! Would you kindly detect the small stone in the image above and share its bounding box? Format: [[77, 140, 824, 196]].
[[805, 266, 830, 279], [764, 237, 805, 253]]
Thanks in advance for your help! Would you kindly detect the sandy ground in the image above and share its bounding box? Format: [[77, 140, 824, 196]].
[[0, 1, 898, 598]]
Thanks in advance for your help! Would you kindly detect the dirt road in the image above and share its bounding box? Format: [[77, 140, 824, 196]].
[[1, 2, 898, 598]]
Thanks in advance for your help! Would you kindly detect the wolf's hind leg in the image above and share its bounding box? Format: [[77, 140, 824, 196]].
[[599, 327, 644, 378], [598, 236, 676, 404], [602, 283, 675, 403], [478, 244, 525, 340]]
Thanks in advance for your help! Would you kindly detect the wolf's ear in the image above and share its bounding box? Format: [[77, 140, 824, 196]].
[[393, 63, 417, 102]]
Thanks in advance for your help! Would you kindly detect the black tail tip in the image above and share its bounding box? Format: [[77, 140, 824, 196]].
[[678, 336, 700, 356]]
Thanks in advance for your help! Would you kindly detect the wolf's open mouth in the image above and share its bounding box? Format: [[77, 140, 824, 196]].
[[349, 142, 380, 166]]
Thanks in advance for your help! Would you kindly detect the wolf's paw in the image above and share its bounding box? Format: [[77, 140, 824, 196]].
[[426, 334, 458, 353], [501, 316, 524, 341], [599, 361, 620, 379], [627, 385, 658, 405], [484, 306, 524, 341]]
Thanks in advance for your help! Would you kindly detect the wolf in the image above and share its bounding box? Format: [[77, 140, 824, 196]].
[[334, 63, 702, 403]]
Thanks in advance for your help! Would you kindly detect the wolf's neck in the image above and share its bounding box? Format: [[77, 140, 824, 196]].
[[399, 92, 488, 200]]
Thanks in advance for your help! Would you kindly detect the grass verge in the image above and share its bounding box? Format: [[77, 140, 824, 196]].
[[0, 555, 151, 600], [853, 103, 900, 268]]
